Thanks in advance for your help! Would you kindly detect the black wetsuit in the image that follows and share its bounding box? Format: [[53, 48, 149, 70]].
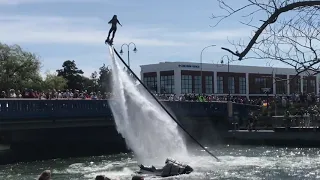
[[139, 162, 193, 177], [107, 19, 121, 42]]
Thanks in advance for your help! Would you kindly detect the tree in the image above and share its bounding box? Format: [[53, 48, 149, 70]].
[[43, 72, 67, 90], [56, 60, 84, 90], [91, 71, 98, 92], [0, 43, 42, 91], [81, 76, 94, 92], [212, 0, 320, 75], [98, 64, 112, 93]]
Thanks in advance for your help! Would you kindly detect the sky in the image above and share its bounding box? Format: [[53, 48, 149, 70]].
[[0, 0, 289, 77]]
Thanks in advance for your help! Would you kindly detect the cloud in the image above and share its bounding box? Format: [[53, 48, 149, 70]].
[[0, 0, 103, 5], [0, 15, 190, 47], [0, 15, 250, 47], [180, 29, 253, 41], [0, 14, 255, 78]]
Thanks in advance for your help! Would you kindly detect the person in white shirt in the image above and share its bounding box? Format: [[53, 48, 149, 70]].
[[9, 89, 16, 98]]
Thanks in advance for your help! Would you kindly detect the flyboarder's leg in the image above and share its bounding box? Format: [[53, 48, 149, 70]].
[[110, 28, 117, 42], [105, 28, 113, 44]]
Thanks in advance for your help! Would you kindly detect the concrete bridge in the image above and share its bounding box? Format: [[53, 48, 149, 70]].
[[0, 99, 255, 131], [0, 99, 256, 164]]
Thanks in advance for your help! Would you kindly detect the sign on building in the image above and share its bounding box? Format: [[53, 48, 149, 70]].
[[178, 64, 200, 68]]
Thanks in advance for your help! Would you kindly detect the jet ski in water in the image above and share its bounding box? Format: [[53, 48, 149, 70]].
[[137, 158, 193, 177]]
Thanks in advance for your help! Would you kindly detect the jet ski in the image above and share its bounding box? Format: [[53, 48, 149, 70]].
[[136, 158, 193, 177]]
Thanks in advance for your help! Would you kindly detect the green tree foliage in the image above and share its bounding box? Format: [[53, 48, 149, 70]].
[[90, 71, 98, 92], [98, 64, 112, 93], [56, 60, 84, 90], [81, 76, 94, 92], [0, 43, 42, 91], [0, 42, 113, 93], [43, 71, 67, 90], [55, 61, 113, 93]]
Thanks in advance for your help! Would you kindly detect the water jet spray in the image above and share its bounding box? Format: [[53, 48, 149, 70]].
[[108, 45, 220, 162]]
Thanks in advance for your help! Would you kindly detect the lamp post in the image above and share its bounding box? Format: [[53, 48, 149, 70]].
[[200, 45, 216, 93], [221, 55, 234, 129], [261, 74, 285, 117], [261, 87, 271, 116], [120, 42, 137, 67], [220, 55, 230, 100]]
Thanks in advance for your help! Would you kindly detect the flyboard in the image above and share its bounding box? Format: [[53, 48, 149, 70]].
[[105, 39, 113, 45]]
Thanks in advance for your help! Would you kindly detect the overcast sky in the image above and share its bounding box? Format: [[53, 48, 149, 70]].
[[0, 0, 290, 77]]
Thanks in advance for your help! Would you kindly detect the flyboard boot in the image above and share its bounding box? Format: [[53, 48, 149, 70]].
[[105, 38, 113, 45]]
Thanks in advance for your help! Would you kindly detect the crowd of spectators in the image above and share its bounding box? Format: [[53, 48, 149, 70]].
[[155, 93, 262, 105], [1, 88, 318, 106], [157, 92, 319, 107], [0, 88, 257, 104], [0, 89, 113, 100], [273, 92, 318, 107]]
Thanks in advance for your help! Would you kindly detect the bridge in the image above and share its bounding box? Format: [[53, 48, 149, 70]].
[[0, 99, 255, 131], [0, 99, 256, 164]]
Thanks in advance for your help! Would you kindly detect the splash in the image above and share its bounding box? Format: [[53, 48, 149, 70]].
[[108, 46, 188, 165]]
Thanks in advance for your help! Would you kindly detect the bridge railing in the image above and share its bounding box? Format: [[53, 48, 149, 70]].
[[0, 99, 256, 121], [0, 100, 112, 120], [272, 115, 320, 128]]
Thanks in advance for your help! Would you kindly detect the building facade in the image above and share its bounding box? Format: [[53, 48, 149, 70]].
[[140, 62, 319, 97]]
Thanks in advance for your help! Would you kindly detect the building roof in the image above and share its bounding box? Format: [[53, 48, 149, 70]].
[[140, 61, 312, 75]]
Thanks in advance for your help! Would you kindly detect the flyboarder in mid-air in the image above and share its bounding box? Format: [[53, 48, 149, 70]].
[[105, 15, 122, 45]]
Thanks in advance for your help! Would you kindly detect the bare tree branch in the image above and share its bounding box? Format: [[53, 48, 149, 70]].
[[212, 0, 320, 75]]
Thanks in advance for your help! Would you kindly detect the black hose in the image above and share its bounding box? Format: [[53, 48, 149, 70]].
[[110, 45, 220, 162]]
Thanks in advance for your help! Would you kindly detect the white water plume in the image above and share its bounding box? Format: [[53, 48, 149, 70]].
[[107, 46, 188, 165]]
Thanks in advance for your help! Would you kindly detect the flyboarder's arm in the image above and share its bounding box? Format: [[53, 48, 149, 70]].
[[117, 20, 122, 26]]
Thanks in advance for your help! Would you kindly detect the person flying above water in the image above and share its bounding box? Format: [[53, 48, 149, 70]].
[[105, 15, 122, 45]]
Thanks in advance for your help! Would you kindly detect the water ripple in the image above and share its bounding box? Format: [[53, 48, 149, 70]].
[[1, 146, 320, 179]]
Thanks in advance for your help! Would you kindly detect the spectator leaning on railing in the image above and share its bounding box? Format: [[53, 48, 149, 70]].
[[0, 88, 114, 100], [0, 88, 318, 107]]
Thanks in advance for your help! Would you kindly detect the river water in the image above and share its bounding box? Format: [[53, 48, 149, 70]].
[[1, 145, 320, 180]]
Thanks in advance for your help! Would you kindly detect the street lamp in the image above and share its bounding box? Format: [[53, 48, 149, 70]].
[[221, 55, 231, 100], [200, 45, 216, 93], [262, 87, 271, 117], [120, 42, 137, 67], [221, 55, 234, 128]]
